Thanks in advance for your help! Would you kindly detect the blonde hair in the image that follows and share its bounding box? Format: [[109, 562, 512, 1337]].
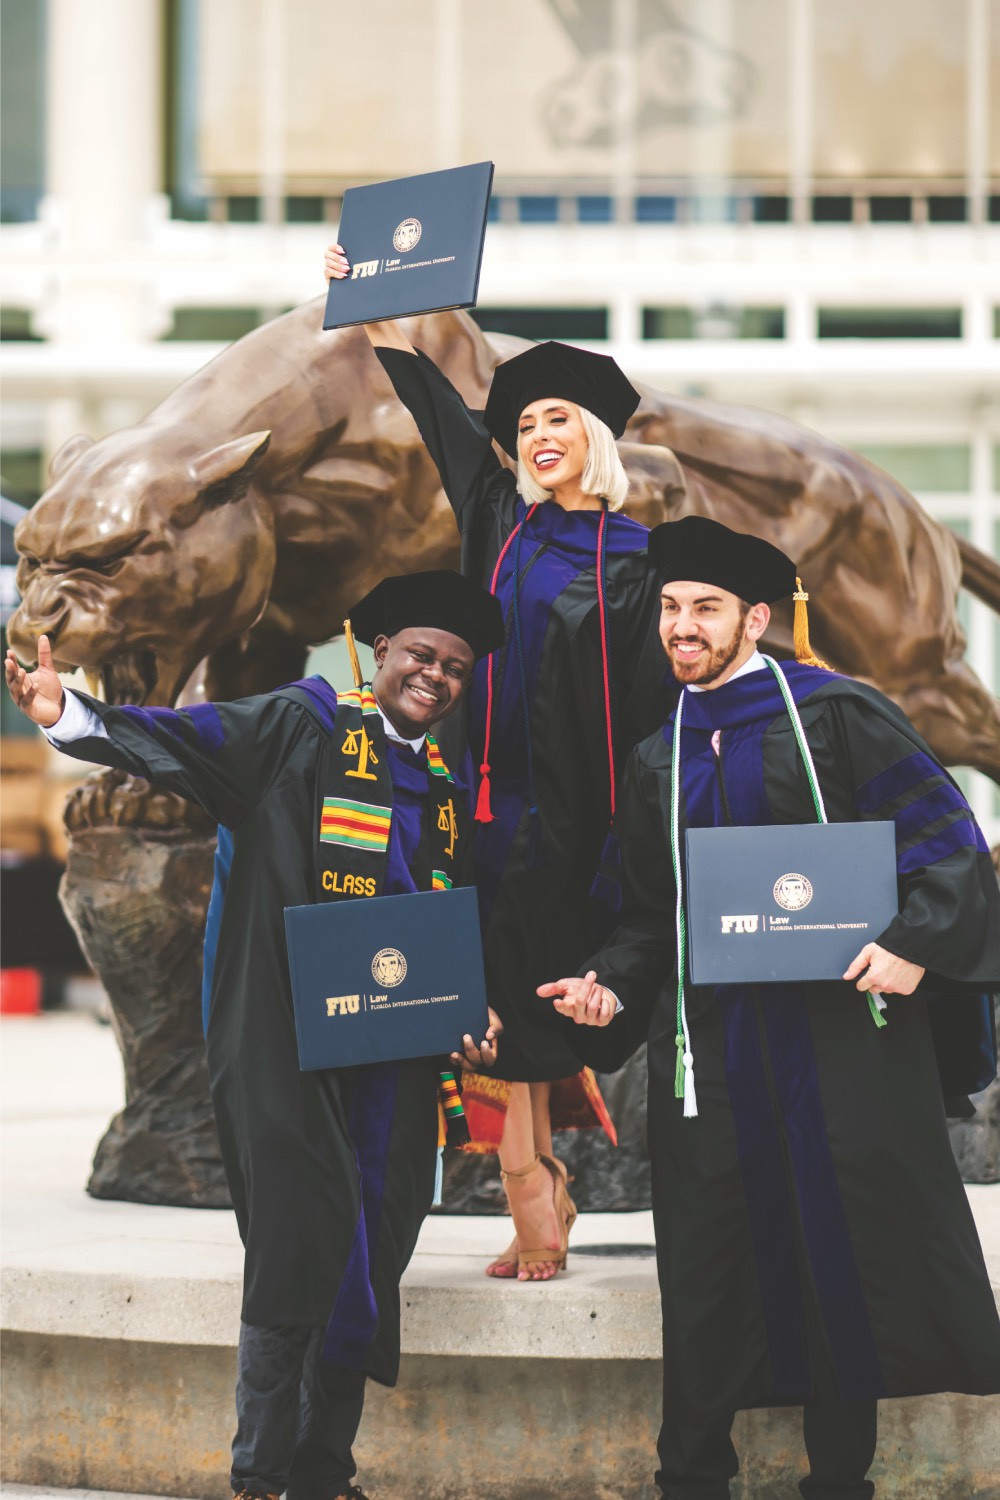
[[516, 405, 630, 511]]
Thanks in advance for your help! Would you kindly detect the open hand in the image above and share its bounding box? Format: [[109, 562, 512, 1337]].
[[843, 943, 925, 996], [4, 635, 65, 729], [537, 971, 616, 1027], [451, 1005, 502, 1072], [324, 243, 350, 280]]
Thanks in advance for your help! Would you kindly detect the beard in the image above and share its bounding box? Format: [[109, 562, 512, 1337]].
[[667, 619, 747, 685]]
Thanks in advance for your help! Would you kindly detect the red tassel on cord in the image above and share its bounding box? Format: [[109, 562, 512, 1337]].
[[475, 765, 493, 823]]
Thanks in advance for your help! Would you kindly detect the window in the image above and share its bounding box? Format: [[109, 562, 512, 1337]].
[[0, 0, 46, 223], [818, 308, 962, 339], [851, 444, 971, 493], [161, 308, 273, 342], [642, 306, 785, 340], [0, 309, 43, 343], [471, 307, 608, 341]]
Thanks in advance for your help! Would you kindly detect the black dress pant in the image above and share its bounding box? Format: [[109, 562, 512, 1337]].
[[655, 1393, 878, 1500], [230, 1322, 367, 1499]]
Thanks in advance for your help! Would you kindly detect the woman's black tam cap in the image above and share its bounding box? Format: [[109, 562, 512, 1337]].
[[349, 570, 505, 661], [648, 516, 798, 604], [484, 341, 641, 458]]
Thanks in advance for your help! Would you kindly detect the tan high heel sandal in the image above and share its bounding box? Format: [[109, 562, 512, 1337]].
[[500, 1152, 573, 1277], [539, 1151, 578, 1237]]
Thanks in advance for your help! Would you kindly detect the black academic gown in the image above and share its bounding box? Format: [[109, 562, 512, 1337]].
[[55, 679, 473, 1385], [568, 661, 1000, 1421], [376, 347, 672, 1079]]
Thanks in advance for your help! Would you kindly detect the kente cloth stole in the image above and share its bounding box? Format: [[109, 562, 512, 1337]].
[[317, 684, 469, 1144]]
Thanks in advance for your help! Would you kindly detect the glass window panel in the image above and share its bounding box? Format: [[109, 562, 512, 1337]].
[[868, 196, 912, 222], [0, 450, 44, 504], [812, 196, 854, 222], [471, 307, 608, 341], [814, 0, 967, 178], [0, 309, 43, 343], [0, 0, 46, 223], [642, 306, 784, 339], [927, 195, 967, 222], [818, 308, 962, 339], [162, 308, 265, 342], [852, 444, 971, 492]]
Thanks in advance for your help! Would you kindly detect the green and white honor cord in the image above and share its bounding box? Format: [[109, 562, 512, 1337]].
[[761, 656, 886, 1031], [669, 656, 887, 1120]]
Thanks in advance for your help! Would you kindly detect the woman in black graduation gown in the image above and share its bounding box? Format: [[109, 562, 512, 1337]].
[[325, 245, 673, 1280]]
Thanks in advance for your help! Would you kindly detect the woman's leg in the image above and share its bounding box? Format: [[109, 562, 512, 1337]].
[[529, 1080, 553, 1158], [493, 1082, 563, 1282]]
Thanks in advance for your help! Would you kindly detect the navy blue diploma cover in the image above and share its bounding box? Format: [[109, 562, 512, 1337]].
[[284, 886, 489, 1069], [323, 161, 494, 329], [685, 821, 898, 986]]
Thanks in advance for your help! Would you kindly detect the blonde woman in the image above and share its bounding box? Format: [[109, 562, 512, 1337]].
[[325, 245, 673, 1280]]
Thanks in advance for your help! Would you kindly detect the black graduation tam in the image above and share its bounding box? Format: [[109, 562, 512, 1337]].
[[484, 341, 641, 459], [348, 570, 505, 661], [648, 516, 797, 604]]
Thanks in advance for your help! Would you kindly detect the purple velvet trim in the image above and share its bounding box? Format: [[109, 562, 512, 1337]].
[[118, 703, 186, 739], [322, 1062, 400, 1366], [677, 663, 839, 734], [719, 987, 812, 1396], [854, 750, 941, 814], [282, 676, 338, 734], [184, 701, 225, 752], [891, 781, 968, 843], [383, 742, 427, 896], [897, 818, 987, 874], [720, 720, 770, 827], [762, 988, 885, 1400]]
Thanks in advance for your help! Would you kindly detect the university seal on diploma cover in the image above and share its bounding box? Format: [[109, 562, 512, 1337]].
[[323, 161, 494, 329], [685, 821, 898, 985], [284, 886, 489, 1069]]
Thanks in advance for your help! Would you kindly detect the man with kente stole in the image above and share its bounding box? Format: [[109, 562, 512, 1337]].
[[5, 570, 504, 1500], [541, 517, 1000, 1500]]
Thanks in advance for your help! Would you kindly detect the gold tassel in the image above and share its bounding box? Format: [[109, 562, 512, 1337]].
[[343, 617, 364, 688], [793, 577, 831, 669]]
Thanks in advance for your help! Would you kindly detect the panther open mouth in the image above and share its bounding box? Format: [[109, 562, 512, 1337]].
[[98, 650, 161, 706]]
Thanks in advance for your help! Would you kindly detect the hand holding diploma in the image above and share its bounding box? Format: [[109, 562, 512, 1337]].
[[537, 970, 617, 1027], [843, 943, 925, 996], [324, 242, 416, 354], [450, 1005, 503, 1072]]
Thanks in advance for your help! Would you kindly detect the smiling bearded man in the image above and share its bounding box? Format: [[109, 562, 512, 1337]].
[[6, 569, 504, 1500], [539, 516, 1000, 1500]]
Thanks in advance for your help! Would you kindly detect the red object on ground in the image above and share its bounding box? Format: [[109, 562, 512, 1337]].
[[0, 969, 43, 1015]]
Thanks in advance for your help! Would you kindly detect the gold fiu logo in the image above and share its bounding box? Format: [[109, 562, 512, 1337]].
[[342, 726, 379, 781], [372, 947, 407, 987], [350, 259, 379, 279], [720, 915, 759, 934], [437, 797, 458, 858], [326, 994, 361, 1017], [773, 873, 814, 911], [393, 218, 422, 252]]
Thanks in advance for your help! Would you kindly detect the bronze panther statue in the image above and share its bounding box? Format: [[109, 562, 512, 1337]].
[[9, 299, 999, 1206]]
